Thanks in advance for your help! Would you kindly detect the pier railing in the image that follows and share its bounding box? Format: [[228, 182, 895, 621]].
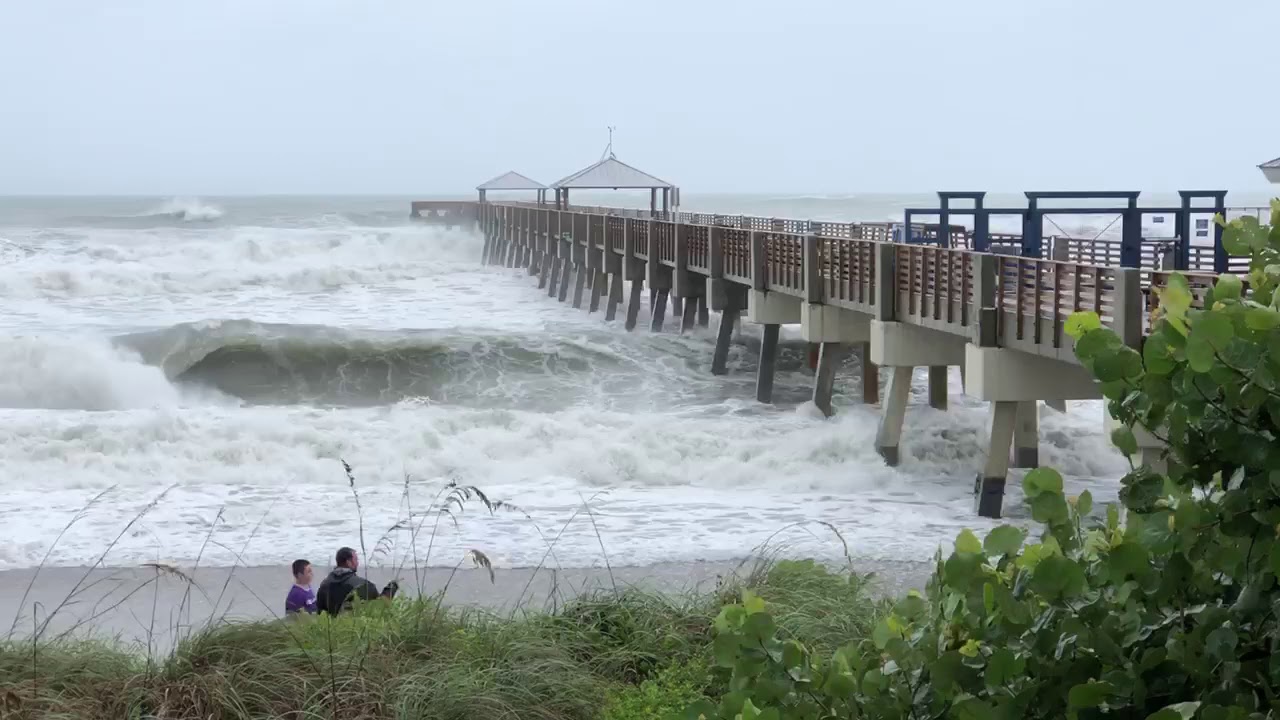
[[478, 202, 1229, 364]]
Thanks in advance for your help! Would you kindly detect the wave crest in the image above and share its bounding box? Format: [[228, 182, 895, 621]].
[[142, 197, 224, 222]]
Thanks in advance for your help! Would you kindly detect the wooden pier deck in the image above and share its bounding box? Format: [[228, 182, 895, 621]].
[[413, 198, 1234, 518]]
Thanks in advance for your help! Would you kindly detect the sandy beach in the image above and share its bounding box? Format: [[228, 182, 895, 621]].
[[1, 557, 931, 655]]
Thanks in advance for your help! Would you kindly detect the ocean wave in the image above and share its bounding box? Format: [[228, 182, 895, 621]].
[[140, 197, 224, 222], [114, 319, 640, 407], [0, 225, 482, 298]]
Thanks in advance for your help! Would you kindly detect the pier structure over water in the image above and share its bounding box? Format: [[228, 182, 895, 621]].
[[413, 180, 1261, 518]]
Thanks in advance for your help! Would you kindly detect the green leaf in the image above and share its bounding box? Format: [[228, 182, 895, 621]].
[[742, 589, 766, 615], [1065, 311, 1102, 339], [1145, 701, 1202, 720], [1245, 307, 1280, 330], [713, 632, 740, 668], [1186, 311, 1234, 373], [1077, 489, 1094, 516], [1205, 626, 1238, 661], [1111, 426, 1139, 456], [985, 648, 1022, 690], [984, 525, 1026, 556], [1068, 680, 1115, 709], [1023, 467, 1064, 499], [1214, 274, 1243, 300], [955, 528, 983, 555]]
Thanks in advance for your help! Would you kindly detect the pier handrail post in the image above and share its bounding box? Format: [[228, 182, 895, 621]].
[[1111, 268, 1143, 349], [1120, 205, 1142, 268], [873, 243, 896, 321], [750, 231, 767, 290], [674, 222, 689, 297], [972, 254, 999, 347], [803, 233, 822, 304], [709, 226, 724, 279]]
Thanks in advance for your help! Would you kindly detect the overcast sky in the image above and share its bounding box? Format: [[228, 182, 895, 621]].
[[1, 0, 1277, 195]]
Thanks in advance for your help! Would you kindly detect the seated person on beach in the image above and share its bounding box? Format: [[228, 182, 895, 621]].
[[315, 546, 398, 615], [285, 558, 317, 615]]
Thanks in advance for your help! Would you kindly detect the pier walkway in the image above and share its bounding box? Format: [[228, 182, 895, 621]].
[[410, 197, 1236, 517]]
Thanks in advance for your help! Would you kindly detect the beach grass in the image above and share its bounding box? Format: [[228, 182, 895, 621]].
[[0, 558, 881, 719]]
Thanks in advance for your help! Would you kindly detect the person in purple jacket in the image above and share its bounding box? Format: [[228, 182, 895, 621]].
[[285, 559, 317, 615]]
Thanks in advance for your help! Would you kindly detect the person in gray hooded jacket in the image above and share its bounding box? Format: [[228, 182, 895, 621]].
[[315, 546, 397, 615]]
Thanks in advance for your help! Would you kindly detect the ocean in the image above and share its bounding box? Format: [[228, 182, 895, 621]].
[[2, 191, 1264, 573]]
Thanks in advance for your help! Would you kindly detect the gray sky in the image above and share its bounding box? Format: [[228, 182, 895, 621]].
[[1, 0, 1277, 195]]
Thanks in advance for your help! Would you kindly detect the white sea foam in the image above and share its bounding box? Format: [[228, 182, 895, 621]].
[[143, 197, 224, 222]]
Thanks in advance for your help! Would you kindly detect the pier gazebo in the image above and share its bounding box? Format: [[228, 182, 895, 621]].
[[477, 171, 548, 204], [1261, 156, 1280, 184], [551, 153, 677, 217]]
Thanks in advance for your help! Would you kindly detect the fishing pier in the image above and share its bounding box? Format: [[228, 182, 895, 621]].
[[412, 159, 1262, 518]]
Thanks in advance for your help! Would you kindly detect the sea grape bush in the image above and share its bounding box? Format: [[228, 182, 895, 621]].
[[687, 201, 1280, 720]]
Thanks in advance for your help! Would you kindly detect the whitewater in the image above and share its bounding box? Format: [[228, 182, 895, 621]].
[[0, 193, 1156, 572]]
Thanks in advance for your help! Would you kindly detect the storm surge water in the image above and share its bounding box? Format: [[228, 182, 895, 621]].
[[0, 195, 1133, 573]]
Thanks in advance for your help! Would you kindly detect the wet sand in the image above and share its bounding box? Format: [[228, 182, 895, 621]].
[[0, 557, 931, 655]]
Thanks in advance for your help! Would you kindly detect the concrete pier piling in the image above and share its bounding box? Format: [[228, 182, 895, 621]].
[[812, 342, 851, 418], [455, 193, 1194, 518], [756, 323, 780, 403]]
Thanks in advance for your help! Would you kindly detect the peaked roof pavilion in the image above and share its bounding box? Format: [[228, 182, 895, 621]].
[[475, 170, 548, 203], [550, 153, 677, 215], [1261, 156, 1280, 184]]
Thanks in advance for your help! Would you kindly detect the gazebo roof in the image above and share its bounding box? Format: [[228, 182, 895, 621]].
[[476, 171, 547, 191], [552, 155, 673, 190], [1262, 156, 1280, 184]]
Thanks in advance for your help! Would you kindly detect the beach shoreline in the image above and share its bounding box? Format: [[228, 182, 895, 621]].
[[0, 556, 931, 654]]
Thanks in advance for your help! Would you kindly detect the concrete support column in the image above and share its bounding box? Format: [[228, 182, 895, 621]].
[[928, 366, 948, 410], [680, 295, 699, 333], [588, 270, 607, 313], [812, 342, 851, 418], [557, 261, 572, 303], [481, 229, 493, 265], [711, 309, 739, 376], [672, 296, 684, 319], [975, 401, 1018, 518], [625, 280, 644, 331], [546, 255, 561, 297], [697, 296, 710, 327], [538, 249, 552, 289], [1013, 400, 1039, 468], [604, 274, 624, 322], [651, 289, 670, 332], [571, 265, 587, 309], [756, 323, 781, 403], [861, 344, 879, 405], [875, 366, 914, 465]]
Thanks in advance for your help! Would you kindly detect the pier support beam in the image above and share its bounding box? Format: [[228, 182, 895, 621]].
[[547, 257, 561, 297], [680, 295, 698, 332], [708, 280, 746, 376], [672, 296, 684, 319], [604, 273, 624, 322], [812, 342, 851, 418], [756, 324, 781, 403], [538, 252, 552, 289], [875, 366, 914, 465], [928, 366, 948, 410], [571, 265, 587, 309], [557, 262, 572, 303], [861, 345, 879, 405], [651, 289, 670, 332], [697, 296, 709, 327], [1013, 400, 1039, 469], [975, 401, 1018, 518], [589, 270, 606, 313], [711, 309, 739, 375], [625, 280, 644, 331]]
